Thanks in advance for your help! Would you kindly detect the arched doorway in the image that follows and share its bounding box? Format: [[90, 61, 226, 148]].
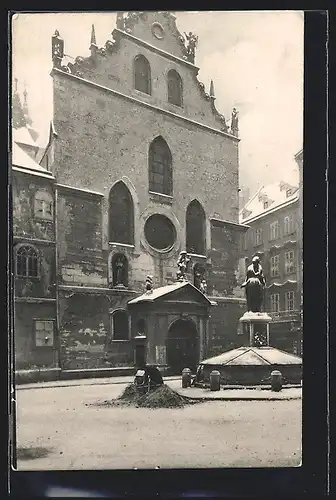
[[167, 318, 199, 374]]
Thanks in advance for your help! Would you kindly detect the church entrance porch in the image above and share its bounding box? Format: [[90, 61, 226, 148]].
[[167, 318, 199, 374], [128, 281, 215, 374]]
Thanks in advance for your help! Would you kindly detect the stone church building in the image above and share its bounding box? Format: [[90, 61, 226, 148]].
[[12, 12, 248, 374]]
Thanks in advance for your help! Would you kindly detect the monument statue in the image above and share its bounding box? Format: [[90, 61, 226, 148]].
[[115, 257, 126, 286], [176, 251, 191, 281], [241, 255, 266, 312], [184, 32, 198, 60], [231, 108, 239, 132], [145, 275, 153, 293], [200, 279, 207, 295]]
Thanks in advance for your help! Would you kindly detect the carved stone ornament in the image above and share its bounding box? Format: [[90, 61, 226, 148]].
[[152, 22, 165, 39]]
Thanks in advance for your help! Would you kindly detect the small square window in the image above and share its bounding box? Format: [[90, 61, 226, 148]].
[[35, 320, 54, 347]]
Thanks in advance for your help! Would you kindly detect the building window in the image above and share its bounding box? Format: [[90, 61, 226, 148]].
[[285, 291, 295, 311], [16, 245, 39, 277], [270, 254, 280, 277], [111, 310, 130, 341], [148, 136, 172, 196], [285, 250, 295, 274], [111, 253, 128, 287], [286, 188, 292, 198], [167, 69, 183, 107], [284, 214, 294, 235], [34, 190, 53, 220], [108, 181, 134, 245], [144, 214, 176, 251], [186, 200, 206, 255], [263, 201, 269, 209], [270, 293, 280, 312], [269, 220, 280, 241], [34, 320, 54, 347], [254, 228, 263, 246], [134, 55, 151, 94]]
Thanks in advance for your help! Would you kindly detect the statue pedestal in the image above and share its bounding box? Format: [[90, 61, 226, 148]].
[[239, 312, 272, 347]]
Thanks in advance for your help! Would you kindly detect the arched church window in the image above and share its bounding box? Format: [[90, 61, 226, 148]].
[[193, 263, 205, 289], [148, 137, 172, 196], [186, 200, 206, 255], [16, 244, 39, 278], [111, 310, 130, 341], [108, 182, 134, 245], [111, 253, 128, 288], [134, 55, 151, 95], [167, 69, 183, 107]]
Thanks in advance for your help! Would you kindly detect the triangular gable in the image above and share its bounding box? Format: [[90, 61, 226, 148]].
[[128, 281, 211, 306], [116, 12, 191, 62], [158, 283, 211, 306]]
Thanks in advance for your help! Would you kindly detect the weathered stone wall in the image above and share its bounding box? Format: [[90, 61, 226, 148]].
[[209, 221, 243, 296], [12, 171, 55, 241], [57, 186, 107, 287], [58, 290, 135, 369], [14, 302, 57, 370], [206, 298, 246, 357]]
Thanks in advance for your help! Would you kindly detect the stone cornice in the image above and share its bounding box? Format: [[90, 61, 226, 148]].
[[210, 218, 249, 230], [51, 68, 240, 142], [56, 183, 104, 197], [13, 236, 55, 245], [112, 28, 199, 70]]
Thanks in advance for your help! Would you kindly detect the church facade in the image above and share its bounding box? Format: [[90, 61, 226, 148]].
[[12, 12, 247, 373]]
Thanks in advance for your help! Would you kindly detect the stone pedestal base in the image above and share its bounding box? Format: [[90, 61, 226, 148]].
[[239, 312, 272, 347]]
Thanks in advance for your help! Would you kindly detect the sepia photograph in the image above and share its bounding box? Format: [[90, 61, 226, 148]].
[[10, 10, 304, 472]]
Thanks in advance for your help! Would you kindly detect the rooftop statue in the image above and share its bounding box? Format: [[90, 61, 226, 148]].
[[184, 32, 198, 61]]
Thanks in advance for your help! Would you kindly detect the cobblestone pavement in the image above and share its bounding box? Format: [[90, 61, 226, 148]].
[[14, 381, 302, 470]]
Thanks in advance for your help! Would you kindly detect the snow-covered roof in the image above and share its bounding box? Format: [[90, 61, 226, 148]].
[[12, 126, 38, 149], [128, 280, 213, 305], [239, 181, 299, 223], [11, 141, 54, 178], [201, 346, 302, 366]]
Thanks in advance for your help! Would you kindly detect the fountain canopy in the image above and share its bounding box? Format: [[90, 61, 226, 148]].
[[198, 346, 302, 385]]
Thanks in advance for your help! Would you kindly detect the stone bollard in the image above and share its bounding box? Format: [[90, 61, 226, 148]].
[[210, 370, 221, 391], [270, 370, 283, 392], [182, 368, 192, 388]]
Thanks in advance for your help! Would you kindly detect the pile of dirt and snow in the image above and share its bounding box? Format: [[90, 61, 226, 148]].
[[92, 383, 198, 409]]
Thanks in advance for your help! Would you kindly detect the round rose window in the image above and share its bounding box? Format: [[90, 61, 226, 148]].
[[144, 214, 176, 251]]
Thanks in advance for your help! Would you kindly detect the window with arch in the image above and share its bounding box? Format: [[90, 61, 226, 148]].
[[111, 310, 130, 341], [134, 55, 151, 95], [16, 245, 39, 277], [111, 253, 128, 288], [186, 200, 206, 255], [148, 137, 172, 196], [108, 182, 134, 245], [34, 190, 53, 220], [167, 69, 183, 107]]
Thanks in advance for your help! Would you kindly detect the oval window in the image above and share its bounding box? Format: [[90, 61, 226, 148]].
[[144, 214, 176, 251]]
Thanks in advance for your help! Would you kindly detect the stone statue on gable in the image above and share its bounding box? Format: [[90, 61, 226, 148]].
[[176, 251, 191, 281], [231, 108, 239, 133], [184, 32, 198, 60]]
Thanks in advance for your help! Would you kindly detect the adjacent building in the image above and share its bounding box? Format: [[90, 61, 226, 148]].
[[12, 12, 248, 374], [239, 179, 302, 355]]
